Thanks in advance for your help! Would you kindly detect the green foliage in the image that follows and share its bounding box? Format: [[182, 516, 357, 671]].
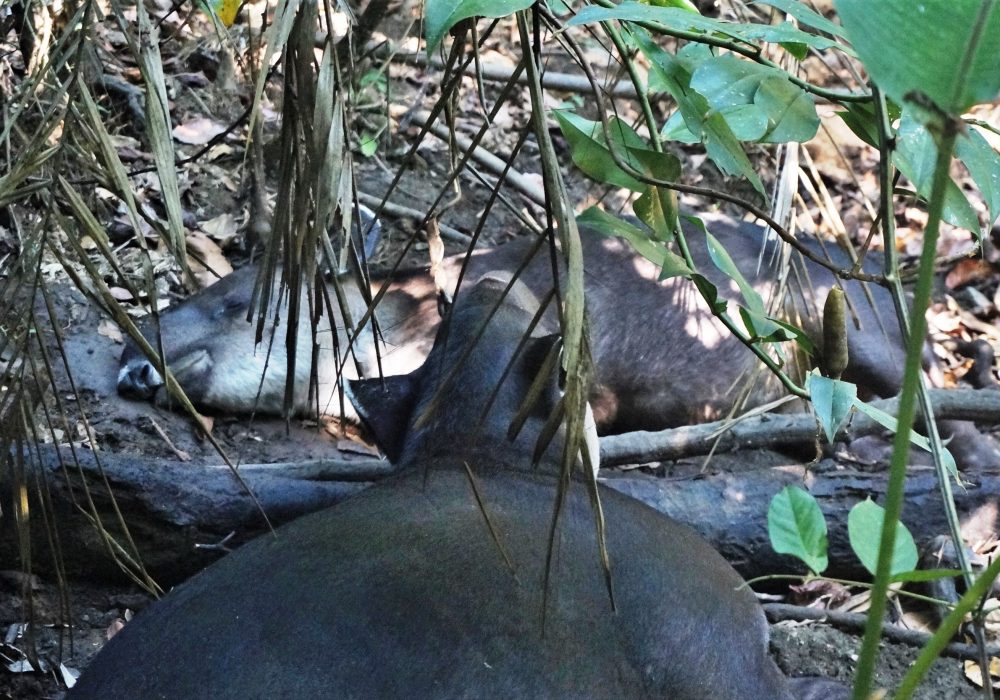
[[894, 111, 980, 232], [359, 133, 379, 157], [643, 40, 764, 191], [576, 208, 692, 279], [848, 499, 918, 577], [767, 486, 829, 574], [956, 127, 1000, 226], [569, 3, 843, 54], [806, 373, 856, 444], [836, 0, 1000, 114], [754, 0, 845, 38], [688, 54, 819, 143], [424, 0, 534, 54], [552, 111, 648, 192], [767, 488, 924, 579], [640, 0, 699, 10]]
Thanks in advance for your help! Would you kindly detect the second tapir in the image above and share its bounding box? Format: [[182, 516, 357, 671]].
[[117, 212, 1000, 468], [75, 273, 845, 699]]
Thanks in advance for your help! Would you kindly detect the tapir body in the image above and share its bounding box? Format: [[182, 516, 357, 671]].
[[74, 275, 842, 699], [117, 213, 999, 467]]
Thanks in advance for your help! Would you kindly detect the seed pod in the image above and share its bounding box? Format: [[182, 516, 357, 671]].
[[822, 286, 849, 379]]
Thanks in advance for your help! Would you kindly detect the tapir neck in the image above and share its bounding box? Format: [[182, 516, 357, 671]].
[[398, 438, 560, 476]]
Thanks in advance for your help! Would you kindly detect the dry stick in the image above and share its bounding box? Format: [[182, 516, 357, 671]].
[[355, 191, 472, 245], [362, 39, 640, 98], [763, 603, 1000, 661], [406, 110, 546, 207], [600, 389, 1000, 467], [208, 457, 394, 482]]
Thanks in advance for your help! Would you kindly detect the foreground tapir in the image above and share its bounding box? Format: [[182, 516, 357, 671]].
[[117, 212, 1000, 467], [75, 274, 843, 699]]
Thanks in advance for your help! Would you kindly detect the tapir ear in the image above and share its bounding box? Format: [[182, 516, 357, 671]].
[[346, 372, 421, 463]]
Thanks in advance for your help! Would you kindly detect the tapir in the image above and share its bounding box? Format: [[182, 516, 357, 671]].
[[117, 212, 1000, 468], [74, 274, 844, 699]]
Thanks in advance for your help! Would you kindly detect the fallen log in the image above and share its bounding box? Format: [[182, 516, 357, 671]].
[[0, 445, 369, 585], [600, 388, 1000, 466], [604, 461, 1000, 581], [4, 444, 998, 587]]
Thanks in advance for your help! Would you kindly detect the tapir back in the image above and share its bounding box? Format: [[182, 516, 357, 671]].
[[70, 465, 793, 699]]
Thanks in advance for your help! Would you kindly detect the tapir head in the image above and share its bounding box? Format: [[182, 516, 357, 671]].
[[116, 264, 319, 415], [117, 207, 382, 415], [348, 273, 595, 470]]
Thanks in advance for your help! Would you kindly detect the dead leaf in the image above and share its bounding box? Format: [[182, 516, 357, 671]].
[[964, 656, 1000, 689], [186, 231, 233, 287], [201, 213, 239, 248], [97, 319, 124, 344], [945, 259, 992, 290], [172, 118, 227, 145], [106, 618, 126, 640], [197, 414, 214, 437], [59, 663, 80, 688], [789, 579, 851, 608]]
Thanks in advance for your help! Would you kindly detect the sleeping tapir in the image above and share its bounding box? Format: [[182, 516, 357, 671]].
[[117, 212, 1000, 468], [74, 274, 844, 699]]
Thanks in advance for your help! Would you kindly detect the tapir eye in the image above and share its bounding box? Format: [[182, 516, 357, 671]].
[[215, 294, 249, 318]]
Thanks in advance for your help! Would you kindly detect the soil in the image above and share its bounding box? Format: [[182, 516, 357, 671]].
[[771, 624, 982, 699]]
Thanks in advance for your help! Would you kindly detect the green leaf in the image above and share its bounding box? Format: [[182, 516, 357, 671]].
[[576, 207, 692, 278], [691, 55, 819, 144], [894, 112, 981, 232], [359, 133, 378, 157], [691, 274, 727, 314], [836, 0, 1000, 114], [754, 0, 846, 38], [807, 372, 857, 443], [660, 111, 698, 143], [738, 306, 794, 343], [956, 127, 1000, 228], [553, 111, 646, 191], [849, 398, 957, 474], [358, 69, 387, 91], [699, 114, 765, 193], [645, 0, 699, 9], [569, 2, 842, 53], [736, 20, 841, 53], [639, 39, 764, 191], [700, 224, 767, 317], [753, 76, 819, 143], [553, 110, 682, 197], [424, 0, 533, 54], [633, 180, 681, 239], [848, 499, 918, 577], [768, 485, 829, 574], [767, 317, 815, 354], [836, 103, 880, 150]]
